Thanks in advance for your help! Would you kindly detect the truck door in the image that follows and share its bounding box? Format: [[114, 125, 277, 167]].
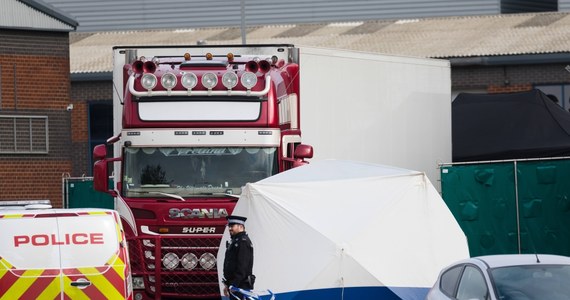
[[58, 212, 130, 299], [0, 215, 64, 299]]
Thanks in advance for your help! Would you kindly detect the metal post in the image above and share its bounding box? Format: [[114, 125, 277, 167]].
[[514, 160, 521, 254], [0, 65, 2, 108], [12, 117, 16, 152], [13, 64, 17, 110], [62, 176, 67, 208], [240, 0, 246, 45]]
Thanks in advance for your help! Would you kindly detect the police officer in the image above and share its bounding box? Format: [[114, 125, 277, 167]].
[[222, 215, 255, 299]]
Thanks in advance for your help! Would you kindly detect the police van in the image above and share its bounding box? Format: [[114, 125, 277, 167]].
[[0, 204, 132, 299]]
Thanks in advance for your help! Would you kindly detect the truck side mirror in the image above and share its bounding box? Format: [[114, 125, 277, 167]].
[[294, 144, 313, 159], [92, 144, 116, 196], [293, 144, 313, 167], [93, 144, 107, 161], [93, 160, 109, 192]]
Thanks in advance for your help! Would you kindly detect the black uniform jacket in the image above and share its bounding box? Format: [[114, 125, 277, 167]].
[[223, 231, 254, 289]]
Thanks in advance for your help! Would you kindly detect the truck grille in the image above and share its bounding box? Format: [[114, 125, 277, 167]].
[[128, 236, 221, 298]]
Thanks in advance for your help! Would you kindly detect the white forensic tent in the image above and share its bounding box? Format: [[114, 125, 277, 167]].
[[217, 160, 469, 300]]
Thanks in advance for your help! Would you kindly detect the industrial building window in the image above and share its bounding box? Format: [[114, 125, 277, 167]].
[[89, 101, 113, 174], [0, 115, 49, 154]]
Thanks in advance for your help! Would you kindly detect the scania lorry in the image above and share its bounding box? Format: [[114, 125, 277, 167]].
[[92, 45, 313, 299]]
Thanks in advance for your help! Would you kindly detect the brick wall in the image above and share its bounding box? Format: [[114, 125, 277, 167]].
[[488, 83, 533, 93], [71, 80, 113, 101], [452, 63, 570, 91], [0, 29, 72, 207], [0, 161, 72, 208]]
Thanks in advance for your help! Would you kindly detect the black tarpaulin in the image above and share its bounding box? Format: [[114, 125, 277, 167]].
[[452, 89, 570, 162]]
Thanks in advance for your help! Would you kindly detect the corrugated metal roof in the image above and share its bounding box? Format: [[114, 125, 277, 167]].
[[70, 12, 570, 74], [0, 0, 77, 31], [44, 0, 499, 33], [562, 0, 570, 11]]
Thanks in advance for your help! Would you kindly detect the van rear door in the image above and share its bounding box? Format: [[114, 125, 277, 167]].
[[58, 211, 131, 299], [0, 212, 64, 299]]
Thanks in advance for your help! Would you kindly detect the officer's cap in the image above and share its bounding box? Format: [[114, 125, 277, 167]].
[[227, 215, 247, 225]]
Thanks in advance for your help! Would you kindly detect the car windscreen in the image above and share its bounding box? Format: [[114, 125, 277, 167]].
[[491, 264, 570, 300]]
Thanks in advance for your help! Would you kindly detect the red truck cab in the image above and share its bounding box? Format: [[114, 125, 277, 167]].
[[93, 44, 312, 299]]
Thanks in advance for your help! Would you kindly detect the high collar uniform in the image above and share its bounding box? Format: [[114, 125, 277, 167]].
[[223, 231, 254, 289]]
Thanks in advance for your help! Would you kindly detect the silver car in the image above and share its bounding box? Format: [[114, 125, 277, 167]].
[[426, 254, 570, 300]]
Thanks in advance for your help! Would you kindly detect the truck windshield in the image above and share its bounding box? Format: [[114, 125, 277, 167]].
[[122, 147, 278, 198]]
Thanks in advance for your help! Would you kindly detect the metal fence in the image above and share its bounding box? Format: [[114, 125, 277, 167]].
[[129, 235, 221, 298], [440, 157, 570, 256], [62, 176, 114, 209]]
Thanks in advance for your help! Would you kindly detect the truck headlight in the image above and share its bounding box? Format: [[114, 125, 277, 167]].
[[141, 74, 157, 90], [181, 253, 198, 270], [222, 72, 238, 89], [199, 253, 216, 270], [163, 252, 179, 270], [240, 72, 257, 89], [132, 276, 145, 289], [201, 72, 218, 89], [161, 72, 177, 90], [181, 72, 198, 89]]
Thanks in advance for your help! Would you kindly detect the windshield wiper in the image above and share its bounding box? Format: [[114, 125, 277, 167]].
[[194, 192, 240, 199], [129, 191, 186, 201], [147, 191, 186, 201], [216, 192, 240, 199]]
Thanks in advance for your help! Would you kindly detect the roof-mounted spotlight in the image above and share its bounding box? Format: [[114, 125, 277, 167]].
[[181, 72, 197, 89], [222, 72, 238, 89], [202, 72, 218, 89], [161, 73, 177, 90], [241, 72, 257, 89], [141, 73, 157, 90]]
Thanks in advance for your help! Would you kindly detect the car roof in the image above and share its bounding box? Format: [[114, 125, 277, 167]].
[[473, 254, 570, 268]]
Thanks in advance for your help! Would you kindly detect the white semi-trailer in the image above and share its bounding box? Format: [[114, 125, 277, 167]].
[[299, 47, 451, 188]]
